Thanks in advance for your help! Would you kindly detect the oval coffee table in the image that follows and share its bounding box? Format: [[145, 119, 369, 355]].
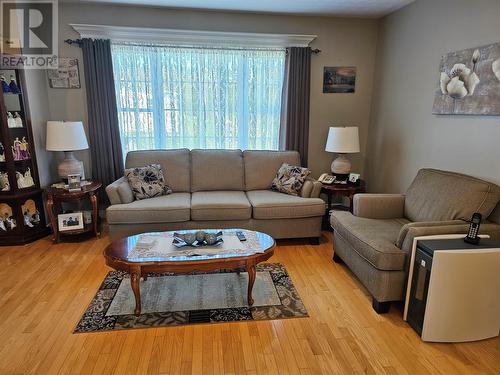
[[104, 229, 275, 316]]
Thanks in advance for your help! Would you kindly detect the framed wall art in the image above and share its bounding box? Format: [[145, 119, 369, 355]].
[[47, 58, 81, 89], [323, 66, 356, 93], [433, 42, 500, 115]]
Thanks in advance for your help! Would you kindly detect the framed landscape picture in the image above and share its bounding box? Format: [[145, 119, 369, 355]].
[[432, 42, 500, 115], [323, 66, 356, 93]]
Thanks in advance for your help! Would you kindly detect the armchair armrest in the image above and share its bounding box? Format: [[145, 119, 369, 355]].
[[300, 177, 322, 198], [105, 176, 134, 205], [353, 194, 405, 219], [398, 222, 500, 257]]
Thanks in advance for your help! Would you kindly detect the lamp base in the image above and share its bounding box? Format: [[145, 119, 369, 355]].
[[331, 155, 351, 181], [58, 151, 85, 182]]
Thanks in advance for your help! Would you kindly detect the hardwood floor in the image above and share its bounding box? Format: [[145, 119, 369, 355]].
[[0, 231, 498, 374]]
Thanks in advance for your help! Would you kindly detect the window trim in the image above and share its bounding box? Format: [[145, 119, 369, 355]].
[[70, 24, 316, 48]]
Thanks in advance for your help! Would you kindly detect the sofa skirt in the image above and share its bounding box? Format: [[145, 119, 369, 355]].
[[107, 216, 322, 241]]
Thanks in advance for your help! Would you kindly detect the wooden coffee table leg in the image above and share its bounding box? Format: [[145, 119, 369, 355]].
[[247, 262, 256, 306], [130, 266, 142, 316]]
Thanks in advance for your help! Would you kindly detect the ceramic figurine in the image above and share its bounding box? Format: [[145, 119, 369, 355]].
[[16, 168, 34, 188], [23, 211, 34, 227], [9, 75, 20, 94], [14, 112, 23, 127], [0, 218, 6, 231], [1, 75, 10, 93], [0, 172, 10, 191], [12, 137, 22, 160], [6, 216, 16, 230], [20, 137, 30, 159], [7, 112, 16, 128], [0, 142, 5, 162], [32, 210, 40, 224]]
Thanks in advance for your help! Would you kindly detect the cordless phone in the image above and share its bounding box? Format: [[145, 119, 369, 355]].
[[464, 213, 482, 245]]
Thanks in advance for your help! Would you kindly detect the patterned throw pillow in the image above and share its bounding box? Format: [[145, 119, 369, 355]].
[[125, 164, 172, 200], [271, 163, 311, 196]]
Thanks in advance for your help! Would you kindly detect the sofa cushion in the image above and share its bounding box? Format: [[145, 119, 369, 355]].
[[243, 150, 301, 191], [246, 190, 324, 219], [106, 193, 191, 224], [191, 191, 251, 220], [125, 149, 190, 192], [330, 211, 409, 271], [125, 164, 172, 200], [405, 169, 500, 222], [191, 149, 244, 192], [271, 163, 311, 196]]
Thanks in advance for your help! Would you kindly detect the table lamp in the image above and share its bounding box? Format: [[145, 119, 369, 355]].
[[46, 121, 89, 182], [325, 126, 360, 180]]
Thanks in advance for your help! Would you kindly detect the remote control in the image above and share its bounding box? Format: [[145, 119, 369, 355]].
[[236, 231, 246, 241]]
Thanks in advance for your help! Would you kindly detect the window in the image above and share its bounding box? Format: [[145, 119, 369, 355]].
[[111, 43, 285, 155]]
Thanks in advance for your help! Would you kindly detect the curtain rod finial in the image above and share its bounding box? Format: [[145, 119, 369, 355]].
[[65, 38, 82, 46]]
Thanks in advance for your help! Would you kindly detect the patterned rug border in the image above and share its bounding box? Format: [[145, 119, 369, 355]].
[[74, 263, 308, 333]]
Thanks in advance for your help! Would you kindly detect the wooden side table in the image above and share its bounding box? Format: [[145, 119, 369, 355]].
[[45, 181, 102, 243], [321, 180, 366, 229]]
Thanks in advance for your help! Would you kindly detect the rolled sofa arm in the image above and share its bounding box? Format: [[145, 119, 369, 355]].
[[399, 222, 500, 257], [105, 176, 134, 205], [300, 178, 322, 198], [353, 194, 405, 219]]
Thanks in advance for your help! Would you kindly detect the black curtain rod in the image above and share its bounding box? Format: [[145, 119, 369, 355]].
[[311, 48, 321, 54]]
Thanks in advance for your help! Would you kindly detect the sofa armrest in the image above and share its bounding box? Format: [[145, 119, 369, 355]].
[[353, 194, 405, 219], [399, 222, 500, 257], [300, 178, 322, 198], [105, 176, 134, 205]]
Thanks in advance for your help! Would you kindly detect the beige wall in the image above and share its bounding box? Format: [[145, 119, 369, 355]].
[[24, 70, 56, 187], [47, 2, 379, 181], [366, 0, 500, 193]]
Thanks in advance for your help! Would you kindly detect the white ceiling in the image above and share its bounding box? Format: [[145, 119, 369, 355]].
[[72, 0, 415, 17]]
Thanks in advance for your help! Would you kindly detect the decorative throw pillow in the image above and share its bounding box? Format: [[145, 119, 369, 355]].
[[125, 164, 172, 200], [271, 163, 311, 196]]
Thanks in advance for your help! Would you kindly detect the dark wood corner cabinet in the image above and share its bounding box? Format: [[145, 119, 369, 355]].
[[0, 69, 49, 245]]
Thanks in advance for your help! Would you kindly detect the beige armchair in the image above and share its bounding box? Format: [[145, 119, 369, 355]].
[[330, 169, 500, 313]]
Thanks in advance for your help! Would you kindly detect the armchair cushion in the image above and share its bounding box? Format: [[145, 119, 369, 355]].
[[405, 169, 500, 222], [353, 194, 405, 219], [330, 211, 409, 270]]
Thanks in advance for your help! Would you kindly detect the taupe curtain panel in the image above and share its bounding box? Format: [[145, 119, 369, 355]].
[[81, 38, 124, 201], [279, 47, 311, 166]]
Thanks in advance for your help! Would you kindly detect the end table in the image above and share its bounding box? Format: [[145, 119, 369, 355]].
[[321, 180, 366, 229], [45, 181, 102, 243]]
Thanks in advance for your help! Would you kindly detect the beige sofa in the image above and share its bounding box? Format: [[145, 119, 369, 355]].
[[106, 149, 325, 241], [330, 169, 500, 313]]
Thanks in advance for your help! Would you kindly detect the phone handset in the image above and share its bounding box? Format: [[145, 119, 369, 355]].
[[464, 212, 482, 245], [318, 173, 335, 184]]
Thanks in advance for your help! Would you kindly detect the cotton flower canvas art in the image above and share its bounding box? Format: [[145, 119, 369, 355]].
[[433, 42, 500, 115]]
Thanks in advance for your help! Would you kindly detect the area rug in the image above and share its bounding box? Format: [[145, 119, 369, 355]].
[[75, 263, 307, 332]]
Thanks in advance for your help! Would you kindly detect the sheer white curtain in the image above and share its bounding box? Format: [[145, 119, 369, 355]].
[[111, 43, 285, 155]]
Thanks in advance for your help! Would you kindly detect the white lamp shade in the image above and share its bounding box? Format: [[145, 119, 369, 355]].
[[325, 126, 360, 154], [46, 121, 89, 151]]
